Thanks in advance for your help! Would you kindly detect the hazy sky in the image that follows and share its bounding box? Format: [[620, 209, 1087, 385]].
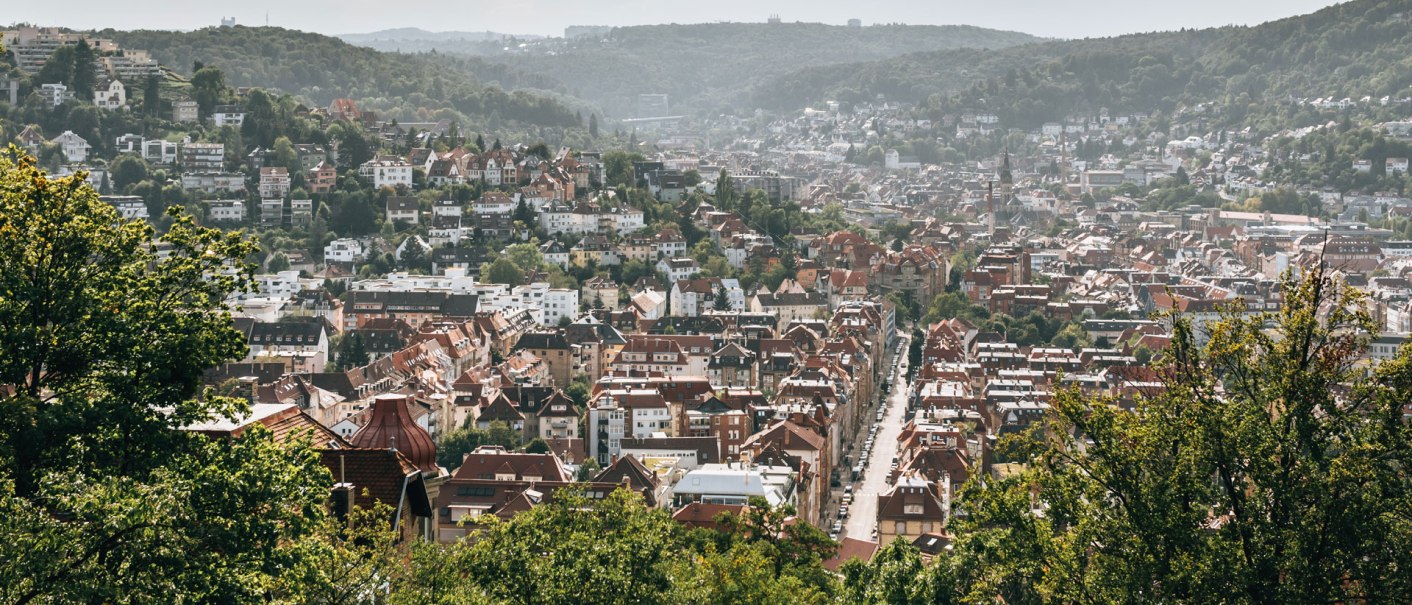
[[9, 0, 1344, 39]]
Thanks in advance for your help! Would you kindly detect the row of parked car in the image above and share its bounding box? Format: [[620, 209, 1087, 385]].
[[832, 335, 911, 541]]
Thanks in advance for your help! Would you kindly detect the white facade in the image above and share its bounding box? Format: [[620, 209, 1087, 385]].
[[93, 79, 126, 110], [361, 159, 414, 189], [670, 279, 745, 317], [143, 139, 178, 164], [206, 199, 246, 223], [323, 238, 365, 264], [39, 83, 72, 107], [51, 131, 90, 162], [587, 391, 674, 464], [212, 109, 245, 127], [475, 281, 579, 326], [657, 258, 700, 284]]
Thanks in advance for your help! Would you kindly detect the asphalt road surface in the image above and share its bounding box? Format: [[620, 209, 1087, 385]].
[[844, 337, 909, 541]]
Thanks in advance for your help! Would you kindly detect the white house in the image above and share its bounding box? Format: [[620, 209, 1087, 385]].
[[258, 167, 291, 199], [587, 390, 673, 465], [51, 130, 90, 162], [212, 106, 245, 127], [360, 157, 414, 190], [670, 278, 745, 317], [39, 83, 73, 107], [143, 139, 178, 164], [657, 257, 700, 284], [205, 199, 246, 223], [93, 78, 126, 110], [323, 238, 365, 264]]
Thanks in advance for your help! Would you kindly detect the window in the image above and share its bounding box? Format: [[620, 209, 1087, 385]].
[[895, 521, 906, 533]]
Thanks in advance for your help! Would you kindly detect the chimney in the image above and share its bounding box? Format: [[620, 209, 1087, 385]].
[[331, 454, 355, 527]]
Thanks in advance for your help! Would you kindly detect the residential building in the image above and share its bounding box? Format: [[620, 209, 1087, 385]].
[[143, 139, 178, 164], [361, 156, 414, 189], [259, 167, 291, 199], [671, 278, 745, 317], [205, 199, 246, 223], [307, 161, 337, 194], [386, 196, 420, 225], [181, 142, 226, 172], [93, 78, 126, 110], [324, 238, 365, 264], [181, 172, 245, 194], [212, 105, 245, 127], [172, 99, 199, 123], [39, 83, 73, 107], [51, 130, 90, 162]]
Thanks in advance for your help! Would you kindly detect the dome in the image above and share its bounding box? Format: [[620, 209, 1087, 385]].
[[350, 394, 438, 473]]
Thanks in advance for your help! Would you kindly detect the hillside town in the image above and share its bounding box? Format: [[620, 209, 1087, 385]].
[[5, 11, 1412, 598]]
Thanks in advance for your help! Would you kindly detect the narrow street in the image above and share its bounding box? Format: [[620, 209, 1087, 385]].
[[843, 334, 910, 541]]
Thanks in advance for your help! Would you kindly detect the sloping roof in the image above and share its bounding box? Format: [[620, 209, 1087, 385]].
[[318, 448, 432, 519], [671, 502, 744, 531], [592, 454, 660, 491], [822, 538, 878, 572]]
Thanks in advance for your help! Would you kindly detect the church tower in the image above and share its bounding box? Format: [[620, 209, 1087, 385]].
[[998, 151, 1014, 204]]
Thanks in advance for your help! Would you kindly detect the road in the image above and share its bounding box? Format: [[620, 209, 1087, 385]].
[[843, 336, 910, 541]]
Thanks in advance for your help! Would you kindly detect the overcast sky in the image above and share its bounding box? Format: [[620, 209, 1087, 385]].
[[9, 0, 1344, 39]]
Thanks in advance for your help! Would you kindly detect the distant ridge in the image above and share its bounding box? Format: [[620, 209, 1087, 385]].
[[441, 22, 1041, 117], [748, 0, 1412, 123], [339, 28, 543, 44]]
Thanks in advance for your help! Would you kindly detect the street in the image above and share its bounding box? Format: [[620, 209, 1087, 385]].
[[842, 334, 910, 542]]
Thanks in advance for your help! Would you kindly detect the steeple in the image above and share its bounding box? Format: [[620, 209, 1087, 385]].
[[999, 151, 1013, 186]]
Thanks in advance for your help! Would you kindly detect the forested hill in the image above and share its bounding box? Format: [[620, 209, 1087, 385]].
[[753, 0, 1412, 126], [101, 26, 583, 128], [412, 22, 1040, 118]]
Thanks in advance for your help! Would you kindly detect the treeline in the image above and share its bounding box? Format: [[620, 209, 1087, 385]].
[[100, 25, 582, 128], [758, 0, 1412, 129], [484, 22, 1038, 117]]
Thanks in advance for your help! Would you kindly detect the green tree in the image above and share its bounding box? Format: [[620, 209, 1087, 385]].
[[715, 169, 737, 210], [34, 44, 75, 87], [602, 150, 640, 188], [437, 421, 521, 470], [0, 152, 258, 491], [714, 283, 734, 311], [1, 426, 332, 603], [334, 332, 370, 370], [481, 256, 526, 286], [463, 488, 682, 605], [948, 265, 1412, 604], [839, 539, 949, 605], [189, 65, 228, 117], [143, 75, 162, 116], [267, 251, 291, 273], [271, 135, 299, 172], [109, 154, 149, 191], [399, 238, 431, 273], [70, 39, 96, 99], [0, 151, 335, 601]]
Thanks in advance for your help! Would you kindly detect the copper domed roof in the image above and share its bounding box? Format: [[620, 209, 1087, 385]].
[[350, 394, 438, 473]]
